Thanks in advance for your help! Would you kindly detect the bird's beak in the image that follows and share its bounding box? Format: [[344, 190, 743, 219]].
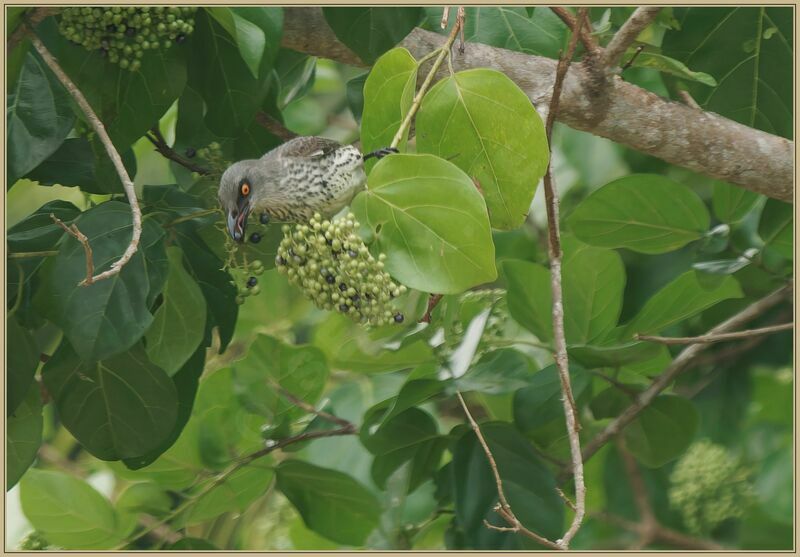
[[227, 198, 251, 242]]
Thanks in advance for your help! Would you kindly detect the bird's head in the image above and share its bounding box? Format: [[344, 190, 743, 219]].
[[219, 160, 260, 242]]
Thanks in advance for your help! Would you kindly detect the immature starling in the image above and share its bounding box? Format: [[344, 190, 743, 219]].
[[218, 136, 396, 242]]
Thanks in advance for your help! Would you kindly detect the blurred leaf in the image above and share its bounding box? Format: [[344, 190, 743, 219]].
[[624, 395, 699, 467], [166, 538, 219, 550], [116, 482, 172, 517], [276, 459, 381, 545], [361, 47, 417, 172], [274, 48, 317, 109], [353, 154, 496, 294], [376, 364, 445, 425], [208, 8, 267, 78], [514, 364, 591, 433], [43, 342, 178, 461], [457, 349, 535, 395], [8, 382, 43, 489], [416, 69, 549, 230], [145, 246, 207, 375], [758, 199, 792, 259], [7, 316, 39, 416], [567, 174, 710, 254], [590, 387, 632, 420], [569, 339, 661, 369], [7, 50, 75, 184], [663, 7, 792, 138], [622, 271, 743, 336], [503, 260, 552, 342], [20, 469, 126, 549], [629, 50, 717, 86], [712, 181, 759, 223], [322, 8, 423, 64], [346, 72, 368, 122], [362, 406, 439, 456], [754, 446, 793, 524]]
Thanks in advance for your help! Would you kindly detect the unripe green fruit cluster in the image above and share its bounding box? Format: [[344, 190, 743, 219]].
[[18, 532, 52, 551], [58, 7, 196, 71], [276, 212, 407, 325], [233, 259, 264, 305]]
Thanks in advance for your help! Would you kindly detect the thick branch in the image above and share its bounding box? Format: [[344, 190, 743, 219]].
[[30, 32, 142, 285], [603, 7, 662, 69], [280, 8, 793, 202], [637, 322, 793, 345], [580, 283, 792, 464]]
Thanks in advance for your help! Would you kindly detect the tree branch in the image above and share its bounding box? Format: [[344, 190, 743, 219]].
[[29, 31, 142, 285], [280, 8, 793, 202], [579, 282, 792, 465], [636, 322, 793, 345], [255, 111, 298, 142], [549, 7, 601, 55], [602, 7, 662, 69], [7, 7, 57, 50], [592, 512, 724, 550], [145, 127, 210, 175]]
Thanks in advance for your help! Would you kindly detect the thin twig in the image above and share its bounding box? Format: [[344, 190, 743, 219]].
[[8, 250, 60, 259], [419, 294, 444, 324], [541, 9, 587, 550], [620, 45, 644, 71], [390, 16, 462, 149], [678, 89, 701, 109], [592, 512, 725, 550], [30, 31, 141, 286], [603, 7, 662, 69], [271, 380, 354, 430], [145, 127, 210, 175], [255, 111, 299, 142], [550, 7, 599, 55], [50, 214, 94, 283], [637, 322, 793, 345], [440, 6, 450, 30], [579, 283, 793, 465]]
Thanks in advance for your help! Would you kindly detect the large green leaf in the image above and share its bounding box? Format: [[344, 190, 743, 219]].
[[8, 382, 43, 489], [42, 342, 179, 461], [352, 153, 496, 294], [567, 174, 710, 254], [503, 260, 552, 342], [623, 271, 743, 336], [624, 395, 699, 467], [361, 47, 417, 171], [7, 316, 39, 416], [7, 50, 75, 185], [361, 406, 440, 456], [232, 334, 329, 421], [322, 7, 423, 64], [274, 48, 317, 109], [416, 69, 549, 230], [37, 201, 168, 362], [758, 199, 792, 259], [20, 469, 127, 549], [457, 349, 535, 395], [513, 364, 591, 433], [145, 246, 207, 375], [450, 422, 563, 548], [276, 459, 381, 545], [712, 181, 759, 223], [209, 8, 272, 78], [663, 7, 792, 138]]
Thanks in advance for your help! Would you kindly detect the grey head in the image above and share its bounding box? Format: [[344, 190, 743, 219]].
[[218, 158, 284, 242]]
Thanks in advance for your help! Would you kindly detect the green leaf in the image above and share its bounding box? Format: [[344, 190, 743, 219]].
[[276, 459, 381, 545], [361, 47, 418, 171], [514, 364, 591, 433], [232, 334, 328, 421], [375, 364, 445, 425], [37, 201, 168, 361], [663, 7, 792, 138], [503, 260, 552, 342], [20, 469, 126, 549], [7, 200, 80, 254], [362, 406, 440, 456], [7, 50, 75, 184], [145, 247, 207, 375], [7, 316, 39, 416], [322, 8, 423, 64], [208, 7, 267, 78], [629, 51, 717, 86], [568, 339, 661, 369], [166, 538, 219, 550], [416, 69, 549, 230], [352, 153, 496, 294], [274, 48, 317, 109], [346, 72, 367, 122], [567, 174, 710, 254], [372, 437, 448, 492], [450, 423, 563, 547], [42, 342, 178, 461], [712, 181, 759, 223], [8, 382, 43, 489], [184, 456, 274, 525], [624, 395, 699, 467], [758, 199, 792, 259], [116, 482, 172, 517], [457, 349, 535, 395], [623, 271, 743, 336]]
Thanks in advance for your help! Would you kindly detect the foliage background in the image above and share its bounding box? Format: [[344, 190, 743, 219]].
[[6, 5, 794, 551]]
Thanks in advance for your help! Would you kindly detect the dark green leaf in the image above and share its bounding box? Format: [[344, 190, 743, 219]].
[[629, 50, 717, 86], [7, 50, 75, 184], [352, 153, 497, 294], [758, 199, 792, 259], [569, 339, 661, 369], [503, 260, 552, 342], [276, 459, 381, 545], [567, 174, 710, 254], [274, 49, 317, 109], [416, 69, 549, 230], [712, 181, 759, 223], [457, 349, 535, 394], [166, 538, 219, 550], [624, 395, 699, 467], [208, 7, 268, 78], [322, 8, 423, 64], [362, 406, 439, 455], [7, 199, 80, 254], [42, 342, 178, 461], [7, 316, 39, 416], [590, 387, 632, 420], [346, 72, 368, 122], [514, 364, 591, 433], [372, 436, 448, 492], [622, 270, 743, 336], [8, 382, 43, 489]]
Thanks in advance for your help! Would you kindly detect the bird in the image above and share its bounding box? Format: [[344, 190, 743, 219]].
[[218, 136, 397, 242]]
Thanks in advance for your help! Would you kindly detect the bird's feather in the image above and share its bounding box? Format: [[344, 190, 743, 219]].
[[274, 136, 343, 160]]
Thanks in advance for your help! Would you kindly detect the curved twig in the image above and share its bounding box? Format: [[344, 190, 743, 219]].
[[603, 7, 662, 69]]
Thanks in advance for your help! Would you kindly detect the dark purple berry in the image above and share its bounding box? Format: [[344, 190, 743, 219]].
[[325, 275, 335, 284], [393, 313, 404, 323], [106, 24, 117, 33], [326, 238, 333, 246], [175, 33, 186, 43], [247, 276, 257, 288], [339, 304, 349, 313], [339, 283, 347, 292], [260, 213, 269, 225], [249, 232, 261, 244], [276, 255, 286, 266], [125, 27, 136, 37], [185, 147, 196, 158]]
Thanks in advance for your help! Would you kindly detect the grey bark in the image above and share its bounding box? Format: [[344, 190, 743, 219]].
[[281, 8, 793, 203]]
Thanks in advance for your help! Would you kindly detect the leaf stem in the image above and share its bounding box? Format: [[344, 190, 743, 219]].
[[8, 250, 59, 259]]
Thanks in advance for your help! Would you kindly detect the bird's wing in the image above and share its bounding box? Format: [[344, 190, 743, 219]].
[[277, 136, 343, 160]]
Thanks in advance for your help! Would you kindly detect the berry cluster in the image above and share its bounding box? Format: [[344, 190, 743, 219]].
[[234, 259, 265, 305], [276, 213, 407, 325], [58, 7, 196, 71], [192, 141, 227, 178], [437, 289, 507, 361], [669, 439, 754, 534]]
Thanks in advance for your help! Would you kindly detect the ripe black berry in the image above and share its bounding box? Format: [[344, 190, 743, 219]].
[[247, 276, 258, 288], [325, 274, 335, 284], [260, 213, 270, 225], [339, 304, 349, 313], [175, 33, 186, 43], [185, 147, 196, 158], [339, 283, 347, 292], [249, 232, 261, 244], [276, 255, 286, 266], [394, 313, 405, 323]]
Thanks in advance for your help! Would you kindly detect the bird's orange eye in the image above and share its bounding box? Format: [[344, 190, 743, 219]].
[[241, 183, 250, 196]]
